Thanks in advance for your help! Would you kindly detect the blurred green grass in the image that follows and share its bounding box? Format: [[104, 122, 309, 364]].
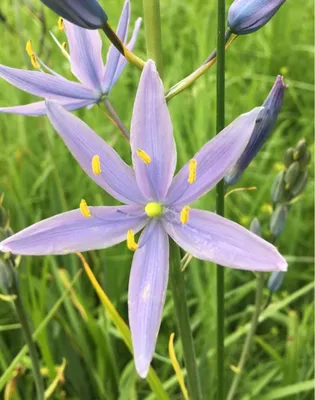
[[0, 0, 314, 399]]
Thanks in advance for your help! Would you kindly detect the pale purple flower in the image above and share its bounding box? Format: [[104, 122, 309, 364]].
[[0, 0, 141, 116], [0, 61, 287, 378]]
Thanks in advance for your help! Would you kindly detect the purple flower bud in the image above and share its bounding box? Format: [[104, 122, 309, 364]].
[[225, 76, 287, 185], [41, 0, 107, 29], [228, 0, 286, 35]]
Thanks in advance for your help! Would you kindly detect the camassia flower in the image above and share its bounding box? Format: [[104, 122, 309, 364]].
[[0, 61, 287, 378], [0, 0, 141, 116]]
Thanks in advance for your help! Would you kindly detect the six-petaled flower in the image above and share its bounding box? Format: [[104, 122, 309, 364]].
[[0, 61, 287, 378]]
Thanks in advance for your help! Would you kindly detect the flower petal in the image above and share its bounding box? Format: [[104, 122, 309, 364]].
[[64, 21, 104, 91], [0, 65, 99, 101], [0, 205, 147, 255], [111, 17, 142, 89], [0, 98, 94, 116], [128, 220, 169, 378], [130, 60, 176, 201], [103, 0, 130, 93], [46, 101, 146, 205], [166, 107, 263, 206], [163, 208, 287, 272]]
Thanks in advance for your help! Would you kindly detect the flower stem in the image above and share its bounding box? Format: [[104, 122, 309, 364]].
[[102, 23, 145, 70], [142, 0, 164, 78], [103, 98, 130, 140], [169, 240, 203, 400], [8, 262, 45, 400], [227, 273, 266, 400], [216, 0, 226, 399]]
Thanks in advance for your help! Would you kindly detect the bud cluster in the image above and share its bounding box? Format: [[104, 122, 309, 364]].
[[249, 140, 311, 294], [270, 139, 311, 238]]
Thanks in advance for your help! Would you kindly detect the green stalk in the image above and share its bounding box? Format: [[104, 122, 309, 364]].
[[169, 240, 203, 400], [216, 0, 226, 399], [227, 273, 266, 400], [142, 0, 164, 78], [8, 263, 45, 400]]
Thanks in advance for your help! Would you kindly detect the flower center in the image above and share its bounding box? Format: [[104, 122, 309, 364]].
[[145, 202, 163, 217]]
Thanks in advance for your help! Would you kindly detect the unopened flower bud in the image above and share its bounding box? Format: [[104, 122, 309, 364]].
[[0, 259, 13, 291], [284, 161, 300, 188], [290, 171, 308, 197], [271, 171, 285, 203], [225, 76, 287, 185], [40, 0, 108, 29], [270, 204, 288, 237], [298, 150, 311, 170], [284, 148, 294, 168], [294, 139, 307, 161], [250, 217, 261, 237], [268, 271, 285, 293], [227, 0, 286, 35], [0, 208, 8, 228]]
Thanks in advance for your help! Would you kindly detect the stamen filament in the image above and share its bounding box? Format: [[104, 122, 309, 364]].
[[127, 230, 138, 251], [136, 148, 151, 164], [188, 158, 197, 184], [80, 199, 91, 218], [92, 155, 102, 175], [180, 206, 190, 224]]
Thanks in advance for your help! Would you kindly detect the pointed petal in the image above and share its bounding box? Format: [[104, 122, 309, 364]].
[[0, 65, 99, 101], [103, 0, 130, 93], [0, 205, 147, 255], [0, 98, 94, 116], [110, 17, 142, 89], [130, 61, 176, 201], [64, 21, 104, 91], [162, 208, 287, 272], [46, 101, 147, 205], [128, 221, 169, 378], [166, 107, 263, 206]]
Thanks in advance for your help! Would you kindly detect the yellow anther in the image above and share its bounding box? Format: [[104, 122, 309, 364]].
[[92, 155, 102, 175], [180, 206, 190, 225], [127, 230, 138, 251], [188, 158, 197, 184], [58, 17, 65, 31], [26, 40, 34, 56], [136, 148, 151, 164], [145, 202, 163, 217], [80, 199, 91, 218], [62, 42, 68, 52], [30, 54, 40, 69]]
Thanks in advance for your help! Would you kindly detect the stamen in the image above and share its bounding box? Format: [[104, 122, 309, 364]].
[[127, 230, 138, 251], [58, 17, 65, 31], [30, 54, 40, 69], [136, 148, 151, 164], [26, 40, 34, 56], [180, 206, 190, 224], [26, 40, 40, 69], [80, 199, 91, 218], [62, 42, 68, 55], [188, 158, 197, 184], [92, 155, 102, 175]]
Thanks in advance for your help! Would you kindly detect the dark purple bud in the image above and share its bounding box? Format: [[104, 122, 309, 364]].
[[268, 271, 285, 292], [41, 0, 107, 29], [228, 0, 286, 35], [225, 76, 287, 185]]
